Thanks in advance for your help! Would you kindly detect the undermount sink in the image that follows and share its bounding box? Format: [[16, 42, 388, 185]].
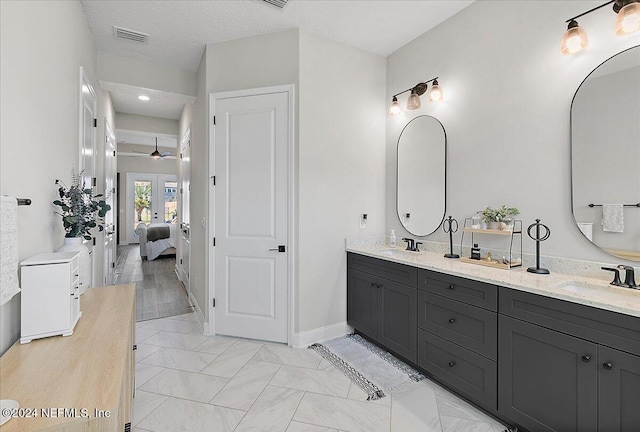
[[552, 280, 640, 300]]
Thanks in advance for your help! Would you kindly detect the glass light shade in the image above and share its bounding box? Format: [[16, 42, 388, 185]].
[[406, 89, 421, 110], [560, 22, 588, 55], [427, 81, 443, 102], [615, 2, 640, 35], [389, 97, 402, 116]]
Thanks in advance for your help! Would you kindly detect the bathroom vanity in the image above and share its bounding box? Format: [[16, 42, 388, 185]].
[[347, 247, 640, 432]]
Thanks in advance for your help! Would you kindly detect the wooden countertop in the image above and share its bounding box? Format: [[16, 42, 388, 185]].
[[0, 284, 135, 431]]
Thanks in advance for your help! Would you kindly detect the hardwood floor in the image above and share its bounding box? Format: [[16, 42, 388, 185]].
[[114, 245, 193, 321]]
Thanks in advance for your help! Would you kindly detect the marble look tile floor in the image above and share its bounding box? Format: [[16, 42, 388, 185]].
[[133, 313, 509, 432]]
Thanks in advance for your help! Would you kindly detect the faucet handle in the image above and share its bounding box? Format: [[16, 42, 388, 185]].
[[618, 265, 638, 288], [415, 242, 422, 252], [402, 238, 414, 251], [602, 267, 623, 286]]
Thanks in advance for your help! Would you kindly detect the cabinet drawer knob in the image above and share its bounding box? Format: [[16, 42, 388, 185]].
[[448, 285, 455, 290], [581, 355, 591, 363], [448, 318, 456, 324], [448, 361, 456, 368], [603, 362, 613, 370]]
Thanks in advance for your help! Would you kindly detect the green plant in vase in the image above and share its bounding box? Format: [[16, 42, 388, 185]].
[[481, 205, 519, 230], [53, 170, 111, 240]]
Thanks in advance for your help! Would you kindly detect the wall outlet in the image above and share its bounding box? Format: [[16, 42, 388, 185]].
[[360, 213, 367, 229]]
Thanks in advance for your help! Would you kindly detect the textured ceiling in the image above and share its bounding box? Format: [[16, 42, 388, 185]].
[[82, 0, 474, 72]]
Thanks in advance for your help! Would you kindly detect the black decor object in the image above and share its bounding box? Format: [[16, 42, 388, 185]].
[[527, 219, 551, 274], [443, 215, 459, 258]]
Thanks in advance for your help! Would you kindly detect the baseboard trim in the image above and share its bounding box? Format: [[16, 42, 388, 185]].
[[290, 321, 353, 348], [188, 291, 206, 334]]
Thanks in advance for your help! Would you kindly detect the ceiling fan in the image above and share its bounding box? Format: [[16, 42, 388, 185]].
[[120, 137, 176, 159]]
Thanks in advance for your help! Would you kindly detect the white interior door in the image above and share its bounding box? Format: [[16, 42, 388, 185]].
[[178, 129, 191, 293], [79, 67, 97, 289], [126, 173, 178, 244], [212, 89, 290, 343], [103, 120, 117, 285]]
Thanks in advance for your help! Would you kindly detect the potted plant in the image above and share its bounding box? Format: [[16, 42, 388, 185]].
[[53, 170, 111, 294], [481, 205, 519, 230]]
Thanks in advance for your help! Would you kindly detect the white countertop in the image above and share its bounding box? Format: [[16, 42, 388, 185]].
[[347, 245, 640, 318]]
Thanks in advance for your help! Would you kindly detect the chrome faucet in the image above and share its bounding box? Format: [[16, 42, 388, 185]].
[[619, 265, 638, 289], [402, 238, 422, 252]]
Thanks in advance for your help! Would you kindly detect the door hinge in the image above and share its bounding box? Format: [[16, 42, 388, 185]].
[[212, 176, 216, 185], [213, 298, 216, 308], [213, 237, 216, 247], [180, 153, 183, 159], [188, 184, 191, 191], [212, 116, 216, 125], [180, 188, 183, 194], [93, 118, 97, 128], [113, 150, 116, 157], [180, 258, 183, 265], [133, 344, 137, 351], [112, 262, 115, 268], [92, 177, 97, 187], [112, 187, 116, 193], [92, 237, 96, 246]]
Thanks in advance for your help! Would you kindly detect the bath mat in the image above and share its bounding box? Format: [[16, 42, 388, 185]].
[[310, 334, 424, 400]]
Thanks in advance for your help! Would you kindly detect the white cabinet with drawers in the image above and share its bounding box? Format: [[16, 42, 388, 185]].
[[20, 252, 82, 344]]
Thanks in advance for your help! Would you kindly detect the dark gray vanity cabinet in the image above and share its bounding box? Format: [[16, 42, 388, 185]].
[[417, 269, 499, 410], [499, 288, 640, 432], [347, 253, 417, 362], [499, 315, 598, 432]]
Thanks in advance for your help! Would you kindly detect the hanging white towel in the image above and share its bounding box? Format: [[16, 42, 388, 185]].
[[1, 196, 21, 306], [601, 204, 624, 233]]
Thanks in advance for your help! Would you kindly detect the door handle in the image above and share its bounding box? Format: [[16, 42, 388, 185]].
[[268, 245, 286, 252]]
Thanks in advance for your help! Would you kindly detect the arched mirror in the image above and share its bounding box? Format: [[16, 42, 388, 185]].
[[397, 115, 446, 236], [571, 45, 640, 261]]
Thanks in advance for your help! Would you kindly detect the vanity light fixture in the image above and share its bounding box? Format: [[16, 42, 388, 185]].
[[388, 77, 442, 116], [561, 0, 640, 55]]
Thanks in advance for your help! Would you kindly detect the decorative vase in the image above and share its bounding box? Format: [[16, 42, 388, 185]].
[[488, 221, 503, 230], [57, 237, 91, 295]]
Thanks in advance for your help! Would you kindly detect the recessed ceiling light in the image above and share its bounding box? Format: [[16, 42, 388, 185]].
[[138, 95, 150, 101]]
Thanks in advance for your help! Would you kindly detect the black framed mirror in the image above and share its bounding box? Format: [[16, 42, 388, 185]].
[[571, 45, 640, 261], [397, 115, 446, 236]]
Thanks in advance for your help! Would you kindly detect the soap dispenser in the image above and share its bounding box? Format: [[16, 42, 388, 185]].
[[390, 230, 397, 248]]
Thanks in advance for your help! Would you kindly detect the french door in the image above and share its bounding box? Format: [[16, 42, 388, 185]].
[[126, 172, 178, 244]]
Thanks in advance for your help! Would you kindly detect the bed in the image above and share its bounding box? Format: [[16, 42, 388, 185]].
[[134, 222, 177, 260]]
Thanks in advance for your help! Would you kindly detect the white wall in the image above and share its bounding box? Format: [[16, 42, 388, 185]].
[[98, 51, 197, 97], [385, 0, 640, 265], [0, 0, 98, 354], [297, 31, 386, 333], [116, 113, 179, 136]]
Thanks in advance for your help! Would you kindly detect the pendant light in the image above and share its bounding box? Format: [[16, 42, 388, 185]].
[[615, 1, 640, 34], [388, 96, 402, 116], [150, 137, 161, 160]]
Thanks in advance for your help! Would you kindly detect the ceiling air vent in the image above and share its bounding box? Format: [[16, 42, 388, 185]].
[[113, 26, 149, 44], [262, 0, 288, 8]]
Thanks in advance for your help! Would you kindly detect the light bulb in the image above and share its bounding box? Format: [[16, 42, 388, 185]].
[[561, 20, 588, 55], [615, 2, 640, 35], [406, 89, 422, 110], [427, 80, 443, 102], [388, 96, 401, 116]]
